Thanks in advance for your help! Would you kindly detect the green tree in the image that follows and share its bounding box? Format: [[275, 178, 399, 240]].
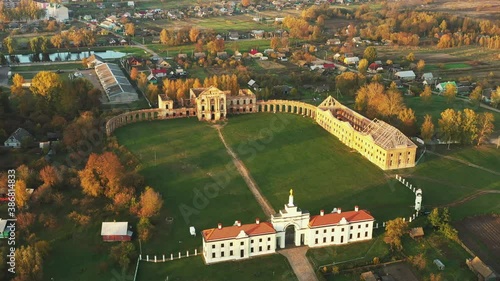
[[428, 208, 441, 228], [137, 217, 154, 241], [110, 242, 136, 271], [421, 114, 435, 142], [385, 218, 408, 251], [439, 20, 447, 31], [363, 46, 377, 63], [335, 72, 361, 96]]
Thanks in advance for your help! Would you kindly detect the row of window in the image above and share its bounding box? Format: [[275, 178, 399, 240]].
[[211, 245, 272, 259], [313, 231, 369, 244], [211, 237, 272, 249], [314, 224, 370, 235], [229, 99, 254, 105]]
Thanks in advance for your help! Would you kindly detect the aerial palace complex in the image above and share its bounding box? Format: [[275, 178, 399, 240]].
[[106, 86, 417, 170]]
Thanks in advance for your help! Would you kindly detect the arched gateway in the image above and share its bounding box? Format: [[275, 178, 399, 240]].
[[201, 190, 375, 264]]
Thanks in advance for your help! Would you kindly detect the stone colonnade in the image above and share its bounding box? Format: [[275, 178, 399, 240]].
[[256, 100, 317, 119]]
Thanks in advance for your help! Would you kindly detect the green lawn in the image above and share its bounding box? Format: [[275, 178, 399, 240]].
[[221, 113, 414, 222], [424, 62, 471, 71], [403, 95, 500, 129], [307, 232, 390, 270], [451, 194, 500, 220], [114, 119, 266, 256], [137, 254, 297, 281]]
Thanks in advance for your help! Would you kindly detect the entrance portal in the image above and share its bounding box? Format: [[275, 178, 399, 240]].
[[285, 225, 296, 246]]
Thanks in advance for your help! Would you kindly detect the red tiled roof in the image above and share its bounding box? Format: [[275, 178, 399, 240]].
[[202, 222, 276, 242], [152, 68, 167, 74], [309, 210, 374, 228]]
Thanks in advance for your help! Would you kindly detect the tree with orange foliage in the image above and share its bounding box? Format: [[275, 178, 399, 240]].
[[39, 165, 59, 188], [137, 187, 163, 218], [189, 27, 200, 43], [130, 67, 139, 81], [78, 152, 125, 198]]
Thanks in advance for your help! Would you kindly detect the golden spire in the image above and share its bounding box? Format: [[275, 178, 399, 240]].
[[290, 189, 293, 196]]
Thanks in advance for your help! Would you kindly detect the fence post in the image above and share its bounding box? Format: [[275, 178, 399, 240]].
[[139, 254, 142, 261], [146, 255, 149, 262], [179, 252, 181, 259], [187, 250, 189, 257], [163, 254, 165, 262], [195, 249, 198, 255], [155, 255, 157, 263], [171, 253, 173, 260]]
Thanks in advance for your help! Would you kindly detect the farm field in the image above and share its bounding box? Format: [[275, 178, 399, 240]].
[[455, 215, 500, 273], [137, 254, 297, 281], [376, 45, 500, 81], [403, 95, 500, 129]]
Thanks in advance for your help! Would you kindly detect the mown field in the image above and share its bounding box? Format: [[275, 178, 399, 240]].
[[137, 254, 297, 281], [115, 119, 266, 256]]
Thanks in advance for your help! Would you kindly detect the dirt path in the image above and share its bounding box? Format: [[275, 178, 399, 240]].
[[425, 150, 500, 176], [215, 125, 276, 217], [279, 247, 319, 281], [443, 190, 500, 207]]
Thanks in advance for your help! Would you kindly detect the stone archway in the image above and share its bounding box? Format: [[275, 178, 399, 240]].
[[285, 225, 296, 246]]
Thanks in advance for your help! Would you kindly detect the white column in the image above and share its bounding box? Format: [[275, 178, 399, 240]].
[[154, 255, 157, 263], [195, 249, 198, 255], [171, 254, 173, 260], [163, 255, 165, 262], [187, 250, 189, 257], [146, 255, 149, 261], [178, 252, 181, 259]]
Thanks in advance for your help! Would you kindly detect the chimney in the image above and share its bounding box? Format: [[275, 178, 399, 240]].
[[236, 221, 241, 227], [255, 218, 260, 224], [355, 205, 359, 212], [320, 210, 324, 216], [337, 208, 342, 214], [217, 223, 222, 229]]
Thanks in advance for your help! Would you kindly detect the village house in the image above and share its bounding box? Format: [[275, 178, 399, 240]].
[[436, 81, 457, 93], [466, 257, 498, 281], [395, 70, 416, 81], [0, 219, 14, 239], [101, 222, 133, 242], [202, 190, 374, 264], [4, 128, 33, 148]]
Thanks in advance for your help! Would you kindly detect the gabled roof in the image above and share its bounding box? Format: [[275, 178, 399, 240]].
[[158, 94, 171, 101], [0, 219, 7, 232], [202, 222, 276, 242], [7, 128, 32, 142], [318, 96, 337, 108], [309, 210, 374, 228], [469, 257, 497, 278], [101, 222, 129, 236], [361, 119, 417, 150], [395, 70, 416, 78]]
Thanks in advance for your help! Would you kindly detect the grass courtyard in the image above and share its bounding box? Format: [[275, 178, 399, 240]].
[[114, 119, 266, 256], [137, 254, 297, 281]]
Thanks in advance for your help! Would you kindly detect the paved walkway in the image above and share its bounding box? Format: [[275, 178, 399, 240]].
[[215, 125, 276, 217], [279, 247, 319, 281]]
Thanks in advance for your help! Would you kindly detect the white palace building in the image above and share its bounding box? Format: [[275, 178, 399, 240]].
[[202, 190, 375, 264]]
